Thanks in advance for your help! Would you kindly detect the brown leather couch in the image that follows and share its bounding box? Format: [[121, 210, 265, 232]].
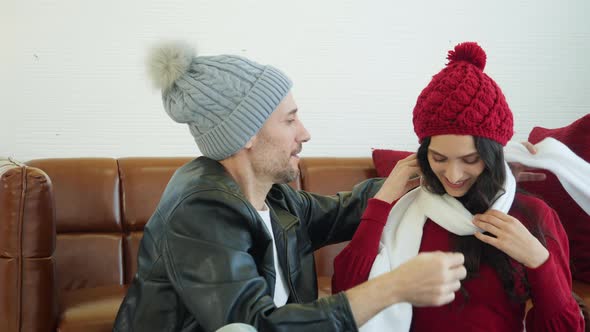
[[1, 157, 588, 331]]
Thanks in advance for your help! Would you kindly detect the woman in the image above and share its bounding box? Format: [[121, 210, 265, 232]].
[[332, 42, 584, 331]]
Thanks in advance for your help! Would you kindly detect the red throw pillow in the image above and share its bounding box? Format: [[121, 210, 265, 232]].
[[520, 114, 590, 282], [371, 149, 413, 178]]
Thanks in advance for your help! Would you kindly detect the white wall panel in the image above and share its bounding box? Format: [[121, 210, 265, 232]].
[[1, 0, 588, 160]]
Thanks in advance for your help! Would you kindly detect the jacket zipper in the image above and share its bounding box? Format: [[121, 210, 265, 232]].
[[283, 234, 301, 303]]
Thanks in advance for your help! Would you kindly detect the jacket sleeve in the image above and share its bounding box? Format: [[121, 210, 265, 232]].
[[332, 198, 393, 293], [524, 207, 585, 331], [294, 178, 384, 250], [162, 190, 359, 332]]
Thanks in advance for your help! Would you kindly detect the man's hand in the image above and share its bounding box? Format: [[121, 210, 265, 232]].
[[387, 252, 467, 307], [345, 252, 466, 327], [509, 141, 546, 183]]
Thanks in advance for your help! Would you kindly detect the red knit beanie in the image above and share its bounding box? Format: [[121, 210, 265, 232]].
[[413, 42, 514, 146]]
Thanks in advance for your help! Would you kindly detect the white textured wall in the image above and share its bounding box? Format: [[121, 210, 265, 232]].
[[2, 0, 589, 161]]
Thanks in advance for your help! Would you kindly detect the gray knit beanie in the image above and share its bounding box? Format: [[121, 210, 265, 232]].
[[146, 41, 292, 160]]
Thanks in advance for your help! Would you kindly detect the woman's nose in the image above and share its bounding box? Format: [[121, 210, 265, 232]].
[[446, 162, 463, 183]]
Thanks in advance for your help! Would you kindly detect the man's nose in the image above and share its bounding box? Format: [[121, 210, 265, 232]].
[[298, 122, 311, 143]]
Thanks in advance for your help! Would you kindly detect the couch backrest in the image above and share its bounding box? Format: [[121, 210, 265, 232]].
[[24, 156, 375, 293], [26, 158, 125, 292], [117, 157, 194, 283], [298, 158, 377, 277]]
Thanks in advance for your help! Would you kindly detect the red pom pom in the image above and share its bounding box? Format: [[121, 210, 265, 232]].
[[446, 42, 487, 71]]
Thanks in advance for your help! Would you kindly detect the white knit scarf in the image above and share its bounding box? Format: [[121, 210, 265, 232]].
[[504, 138, 590, 215], [360, 137, 590, 332]]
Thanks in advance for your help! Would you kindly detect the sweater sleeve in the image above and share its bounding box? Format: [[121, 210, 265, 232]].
[[524, 207, 585, 332], [331, 198, 393, 293]]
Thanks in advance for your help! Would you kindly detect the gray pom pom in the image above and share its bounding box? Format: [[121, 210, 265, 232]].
[[147, 41, 195, 91]]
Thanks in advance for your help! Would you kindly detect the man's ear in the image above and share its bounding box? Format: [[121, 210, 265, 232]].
[[244, 134, 257, 150]]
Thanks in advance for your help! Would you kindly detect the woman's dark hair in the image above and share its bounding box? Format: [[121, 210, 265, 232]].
[[417, 136, 546, 303]]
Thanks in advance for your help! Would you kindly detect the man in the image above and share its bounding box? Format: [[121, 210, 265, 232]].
[[113, 41, 468, 332]]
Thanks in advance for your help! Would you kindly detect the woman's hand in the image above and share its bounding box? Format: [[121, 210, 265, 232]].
[[374, 153, 422, 204], [472, 209, 549, 268]]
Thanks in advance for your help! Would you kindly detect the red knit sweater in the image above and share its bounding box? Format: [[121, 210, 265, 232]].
[[332, 194, 584, 331]]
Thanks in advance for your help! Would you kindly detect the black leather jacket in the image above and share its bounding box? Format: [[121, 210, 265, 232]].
[[114, 157, 382, 332]]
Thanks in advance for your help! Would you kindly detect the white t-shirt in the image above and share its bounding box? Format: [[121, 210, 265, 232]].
[[257, 206, 290, 307]]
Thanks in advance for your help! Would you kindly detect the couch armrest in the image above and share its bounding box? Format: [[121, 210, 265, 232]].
[[0, 158, 57, 332]]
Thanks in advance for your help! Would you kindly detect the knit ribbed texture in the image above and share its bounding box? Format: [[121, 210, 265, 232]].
[[412, 42, 513, 146], [162, 54, 292, 160]]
